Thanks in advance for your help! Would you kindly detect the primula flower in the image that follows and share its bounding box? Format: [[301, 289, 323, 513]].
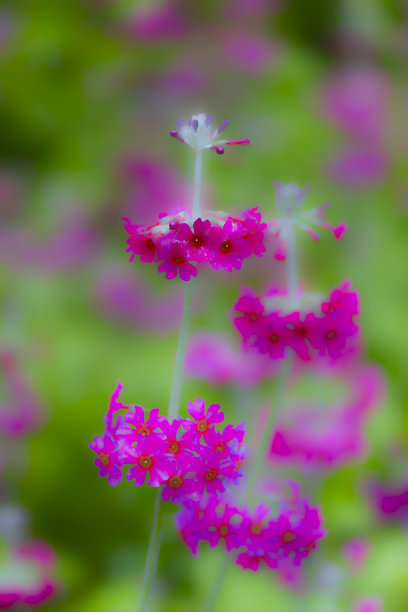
[[185, 331, 276, 387], [123, 207, 265, 281], [90, 386, 246, 505], [209, 219, 253, 271], [0, 541, 58, 609], [351, 598, 382, 612], [89, 433, 125, 487], [270, 362, 384, 469], [268, 182, 347, 260], [157, 242, 198, 281], [233, 282, 360, 362], [170, 113, 250, 154], [184, 398, 224, 436]]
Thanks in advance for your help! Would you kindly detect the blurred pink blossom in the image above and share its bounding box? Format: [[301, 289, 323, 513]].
[[124, 1, 186, 42], [93, 266, 183, 333], [326, 148, 388, 188], [0, 350, 44, 437], [222, 32, 278, 74], [186, 330, 277, 386], [270, 362, 384, 469]]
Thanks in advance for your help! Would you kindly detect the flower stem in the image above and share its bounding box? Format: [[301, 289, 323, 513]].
[[168, 278, 194, 421], [137, 146, 202, 612], [286, 222, 298, 307], [192, 150, 202, 219], [136, 488, 165, 612], [246, 357, 291, 499], [202, 555, 230, 612]]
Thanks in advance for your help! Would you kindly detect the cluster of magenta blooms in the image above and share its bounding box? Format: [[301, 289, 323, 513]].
[[234, 281, 360, 361], [123, 206, 266, 280], [90, 382, 325, 574], [90, 114, 349, 578]]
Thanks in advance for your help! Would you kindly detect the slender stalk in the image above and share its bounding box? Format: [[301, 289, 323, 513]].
[[202, 555, 230, 612], [285, 222, 298, 306], [246, 358, 291, 499], [136, 489, 165, 612], [137, 143, 203, 612], [168, 278, 194, 420], [192, 150, 202, 218]]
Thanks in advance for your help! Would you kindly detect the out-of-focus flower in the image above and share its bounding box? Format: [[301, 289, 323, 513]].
[[321, 68, 388, 146], [269, 362, 384, 469], [119, 157, 190, 226], [351, 598, 382, 612], [0, 350, 44, 437], [185, 330, 276, 387], [0, 541, 58, 609], [369, 477, 408, 526], [342, 539, 370, 574], [92, 266, 183, 333], [269, 182, 347, 261], [222, 32, 278, 75], [326, 148, 387, 188], [124, 1, 186, 42]]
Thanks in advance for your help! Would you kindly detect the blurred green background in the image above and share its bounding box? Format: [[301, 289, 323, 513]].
[[1, 0, 408, 610]]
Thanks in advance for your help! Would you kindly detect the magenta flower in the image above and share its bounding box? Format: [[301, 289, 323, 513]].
[[161, 460, 196, 503], [89, 434, 125, 487], [170, 113, 250, 155], [184, 398, 224, 437], [233, 282, 360, 362], [209, 220, 253, 272], [157, 242, 197, 281], [126, 436, 169, 488], [175, 218, 212, 262]]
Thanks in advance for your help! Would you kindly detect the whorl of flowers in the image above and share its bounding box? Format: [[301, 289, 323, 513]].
[[233, 281, 360, 361], [89, 383, 247, 503], [123, 207, 267, 281], [175, 493, 325, 574]]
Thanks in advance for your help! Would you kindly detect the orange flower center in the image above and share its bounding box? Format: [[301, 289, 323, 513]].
[[220, 240, 233, 253], [204, 469, 217, 481], [219, 525, 229, 536], [282, 531, 295, 543], [196, 419, 208, 433], [250, 523, 263, 535], [99, 452, 110, 466], [136, 425, 151, 435], [168, 441, 180, 454], [169, 475, 183, 488], [139, 456, 153, 470]]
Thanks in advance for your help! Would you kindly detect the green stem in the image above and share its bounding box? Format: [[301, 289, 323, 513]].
[[192, 150, 202, 218], [168, 279, 194, 421], [246, 358, 291, 499], [202, 555, 230, 612], [286, 222, 298, 307], [136, 488, 165, 612], [137, 145, 202, 612]]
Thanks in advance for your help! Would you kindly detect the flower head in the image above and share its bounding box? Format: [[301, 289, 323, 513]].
[[170, 113, 250, 154], [269, 182, 347, 260]]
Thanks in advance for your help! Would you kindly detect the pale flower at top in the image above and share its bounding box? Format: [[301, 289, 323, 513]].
[[270, 181, 347, 260], [170, 113, 250, 154]]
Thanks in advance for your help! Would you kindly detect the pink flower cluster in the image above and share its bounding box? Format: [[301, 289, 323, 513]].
[[233, 281, 360, 361], [89, 383, 246, 503], [175, 495, 325, 574], [123, 207, 266, 281], [270, 362, 384, 468], [0, 541, 58, 609]]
